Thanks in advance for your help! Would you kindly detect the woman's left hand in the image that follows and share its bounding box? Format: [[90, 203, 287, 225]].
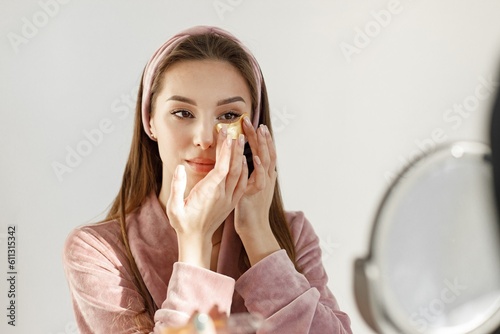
[[234, 116, 281, 265]]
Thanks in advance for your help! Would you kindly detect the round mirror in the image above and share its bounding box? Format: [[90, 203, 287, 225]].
[[355, 141, 500, 334]]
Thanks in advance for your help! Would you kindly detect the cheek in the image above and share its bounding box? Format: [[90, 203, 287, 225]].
[[153, 115, 184, 142], [155, 122, 189, 160]]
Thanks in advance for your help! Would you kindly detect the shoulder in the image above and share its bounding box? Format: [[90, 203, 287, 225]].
[[63, 218, 127, 268]]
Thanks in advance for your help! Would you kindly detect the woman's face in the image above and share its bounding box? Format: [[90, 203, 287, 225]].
[[150, 59, 252, 195]]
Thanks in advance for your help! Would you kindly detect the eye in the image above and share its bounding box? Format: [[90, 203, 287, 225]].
[[171, 109, 194, 119], [217, 111, 242, 122]]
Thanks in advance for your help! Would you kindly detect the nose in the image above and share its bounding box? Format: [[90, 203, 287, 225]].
[[193, 119, 217, 150]]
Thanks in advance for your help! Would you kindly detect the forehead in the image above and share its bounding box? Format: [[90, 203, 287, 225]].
[[159, 60, 251, 100]]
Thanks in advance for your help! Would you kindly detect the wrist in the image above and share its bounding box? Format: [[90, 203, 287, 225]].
[[238, 224, 281, 266], [234, 214, 268, 237], [177, 233, 212, 269]]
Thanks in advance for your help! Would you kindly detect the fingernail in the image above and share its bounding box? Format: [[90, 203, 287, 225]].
[[259, 125, 266, 135], [254, 155, 261, 165], [220, 124, 228, 136], [243, 116, 251, 126], [238, 133, 245, 147], [226, 136, 232, 147], [242, 155, 247, 165]]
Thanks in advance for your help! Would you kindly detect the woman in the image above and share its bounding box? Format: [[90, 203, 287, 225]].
[[63, 26, 352, 334]]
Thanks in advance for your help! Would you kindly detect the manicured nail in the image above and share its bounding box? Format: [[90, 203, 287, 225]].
[[243, 116, 252, 126], [264, 125, 270, 136], [254, 155, 261, 165], [226, 136, 232, 147], [238, 133, 245, 147], [259, 125, 266, 135], [220, 124, 228, 136]]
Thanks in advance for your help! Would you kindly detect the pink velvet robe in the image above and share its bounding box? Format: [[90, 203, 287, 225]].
[[63, 193, 352, 333]]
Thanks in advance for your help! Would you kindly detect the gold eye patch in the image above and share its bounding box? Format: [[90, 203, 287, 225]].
[[215, 113, 249, 139]]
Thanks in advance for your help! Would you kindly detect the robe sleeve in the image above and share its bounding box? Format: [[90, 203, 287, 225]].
[[63, 225, 235, 334], [154, 262, 235, 326], [234, 211, 352, 334]]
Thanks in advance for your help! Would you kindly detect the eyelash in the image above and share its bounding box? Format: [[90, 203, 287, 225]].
[[171, 110, 242, 121], [217, 111, 242, 122], [171, 109, 194, 119]]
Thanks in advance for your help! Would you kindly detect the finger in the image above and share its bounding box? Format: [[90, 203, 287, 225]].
[[211, 128, 232, 182], [250, 155, 266, 191], [232, 154, 248, 202], [256, 125, 271, 170], [167, 165, 187, 218], [243, 116, 272, 179], [242, 115, 259, 157], [225, 133, 245, 193], [265, 127, 277, 174]]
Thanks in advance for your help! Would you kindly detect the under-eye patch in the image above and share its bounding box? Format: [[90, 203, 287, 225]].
[[215, 113, 249, 139]]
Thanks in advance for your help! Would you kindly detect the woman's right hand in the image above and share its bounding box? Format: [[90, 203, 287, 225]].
[[166, 128, 248, 268]]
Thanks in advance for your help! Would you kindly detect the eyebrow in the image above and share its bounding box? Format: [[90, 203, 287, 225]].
[[216, 96, 246, 106], [166, 95, 197, 105], [166, 95, 246, 106]]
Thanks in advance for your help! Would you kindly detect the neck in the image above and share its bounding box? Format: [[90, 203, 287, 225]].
[[158, 186, 169, 212], [158, 165, 173, 211]]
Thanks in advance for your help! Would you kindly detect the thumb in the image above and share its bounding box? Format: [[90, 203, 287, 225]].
[[167, 165, 187, 216]]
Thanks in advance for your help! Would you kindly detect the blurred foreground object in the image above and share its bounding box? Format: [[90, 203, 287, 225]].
[[163, 312, 265, 334]]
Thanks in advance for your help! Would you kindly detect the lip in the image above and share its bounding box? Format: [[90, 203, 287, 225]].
[[186, 158, 216, 173]]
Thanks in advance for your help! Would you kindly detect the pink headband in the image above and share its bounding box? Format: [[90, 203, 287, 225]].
[[141, 26, 263, 139]]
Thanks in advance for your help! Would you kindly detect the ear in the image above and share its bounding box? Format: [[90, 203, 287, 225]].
[[149, 118, 157, 139]]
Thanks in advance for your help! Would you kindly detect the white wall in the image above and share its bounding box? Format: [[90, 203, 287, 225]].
[[1, 0, 500, 333]]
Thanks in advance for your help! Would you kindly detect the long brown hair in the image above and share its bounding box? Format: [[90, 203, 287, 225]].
[[106, 32, 297, 321]]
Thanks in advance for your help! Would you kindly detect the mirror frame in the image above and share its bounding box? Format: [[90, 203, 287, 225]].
[[354, 141, 500, 334]]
